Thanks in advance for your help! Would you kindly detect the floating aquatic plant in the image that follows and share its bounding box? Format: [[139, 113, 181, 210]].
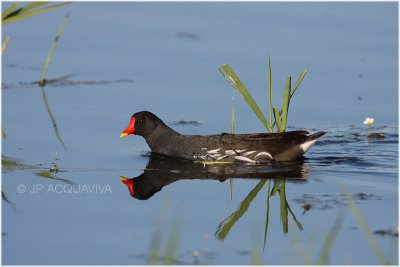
[[363, 117, 384, 139]]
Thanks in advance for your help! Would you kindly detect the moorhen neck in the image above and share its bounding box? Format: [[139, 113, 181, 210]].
[[120, 111, 325, 163]]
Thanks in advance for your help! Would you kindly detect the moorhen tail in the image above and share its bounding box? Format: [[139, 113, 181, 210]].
[[120, 111, 325, 163]]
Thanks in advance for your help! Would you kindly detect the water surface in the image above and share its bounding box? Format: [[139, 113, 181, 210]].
[[2, 2, 398, 265]]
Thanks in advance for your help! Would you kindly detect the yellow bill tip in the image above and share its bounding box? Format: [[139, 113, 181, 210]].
[[119, 176, 129, 181], [120, 133, 128, 139]]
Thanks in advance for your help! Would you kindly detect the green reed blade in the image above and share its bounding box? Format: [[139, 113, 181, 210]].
[[2, 2, 69, 25], [40, 13, 69, 86], [229, 96, 234, 200], [268, 53, 273, 130], [291, 68, 307, 98], [273, 107, 283, 132], [41, 87, 67, 150], [316, 209, 346, 264], [219, 64, 272, 132], [263, 180, 272, 250], [231, 96, 235, 134], [281, 76, 291, 132], [17, 2, 50, 13], [2, 3, 19, 20], [215, 179, 266, 240]]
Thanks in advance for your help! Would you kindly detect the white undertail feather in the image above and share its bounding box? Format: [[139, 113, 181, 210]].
[[300, 139, 318, 153]]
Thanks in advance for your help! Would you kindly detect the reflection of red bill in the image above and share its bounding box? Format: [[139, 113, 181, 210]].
[[119, 176, 135, 196]]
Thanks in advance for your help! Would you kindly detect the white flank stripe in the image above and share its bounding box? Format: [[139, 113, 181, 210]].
[[217, 155, 229, 160], [225, 150, 236, 155], [243, 151, 256, 156], [207, 148, 221, 154], [300, 139, 318, 153], [254, 151, 273, 160], [235, 156, 257, 163], [235, 149, 246, 153]]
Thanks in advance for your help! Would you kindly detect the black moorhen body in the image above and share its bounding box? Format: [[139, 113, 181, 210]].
[[120, 111, 325, 163]]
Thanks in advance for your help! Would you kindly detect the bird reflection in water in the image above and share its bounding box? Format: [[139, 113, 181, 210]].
[[119, 154, 307, 246], [119, 154, 308, 200]]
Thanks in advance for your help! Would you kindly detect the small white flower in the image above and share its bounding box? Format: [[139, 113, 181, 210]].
[[363, 117, 374, 126]]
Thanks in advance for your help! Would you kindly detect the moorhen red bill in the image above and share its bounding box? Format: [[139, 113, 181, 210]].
[[120, 111, 325, 163]]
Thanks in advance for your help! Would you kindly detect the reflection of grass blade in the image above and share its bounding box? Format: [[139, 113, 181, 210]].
[[291, 68, 307, 98], [40, 13, 69, 86], [2, 2, 69, 25], [219, 64, 272, 132], [263, 180, 272, 250], [316, 209, 345, 264], [41, 87, 67, 150], [36, 171, 72, 184], [279, 181, 288, 233], [281, 76, 291, 132], [216, 179, 266, 240], [286, 199, 303, 231]]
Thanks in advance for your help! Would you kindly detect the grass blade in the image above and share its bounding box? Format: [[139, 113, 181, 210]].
[[2, 2, 69, 25], [2, 36, 10, 54], [343, 192, 387, 263], [231, 96, 235, 134], [291, 68, 307, 98], [40, 13, 69, 86], [219, 64, 272, 132], [2, 3, 19, 20], [18, 2, 50, 13], [316, 209, 346, 264], [215, 180, 266, 240], [268, 53, 273, 130], [273, 107, 283, 132], [281, 76, 291, 132], [164, 223, 181, 265]]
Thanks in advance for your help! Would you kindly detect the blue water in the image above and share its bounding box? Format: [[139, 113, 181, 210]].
[[2, 2, 398, 265]]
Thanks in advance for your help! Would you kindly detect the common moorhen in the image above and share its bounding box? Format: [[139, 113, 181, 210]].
[[120, 111, 325, 163]]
